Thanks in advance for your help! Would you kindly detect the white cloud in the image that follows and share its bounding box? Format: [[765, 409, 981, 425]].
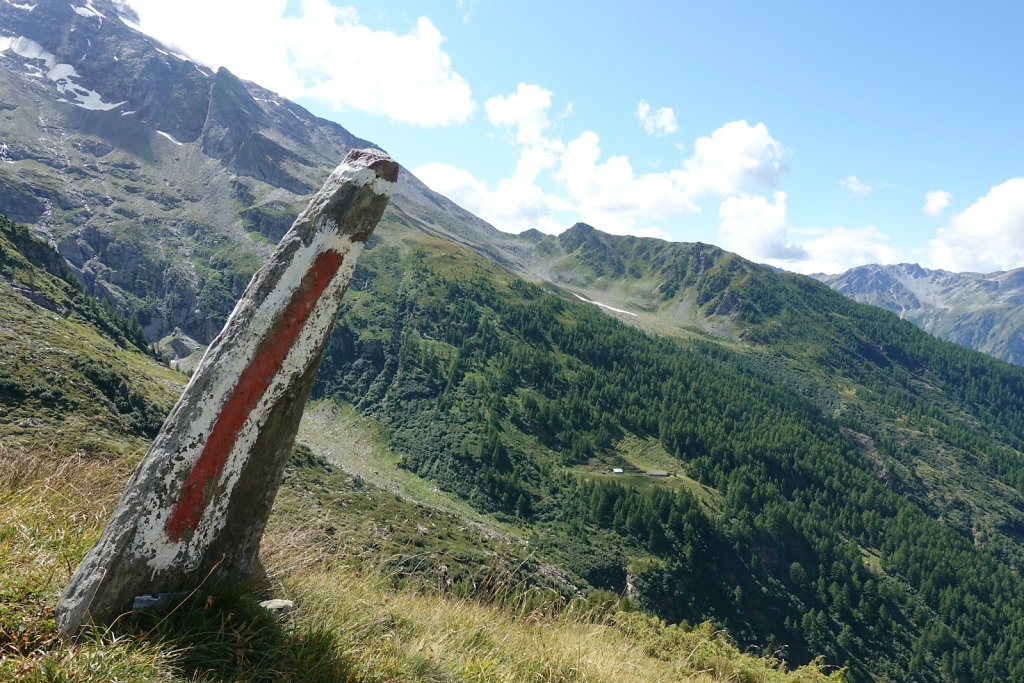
[[414, 162, 570, 234], [636, 100, 678, 136], [718, 192, 806, 261], [928, 178, 1024, 272], [485, 83, 553, 145], [124, 0, 474, 126], [923, 190, 952, 216], [788, 226, 902, 274], [632, 225, 674, 240], [456, 0, 475, 23], [556, 131, 699, 230], [420, 83, 787, 240], [513, 144, 560, 184], [717, 192, 901, 274], [414, 162, 488, 209], [680, 120, 787, 196], [840, 175, 872, 197]]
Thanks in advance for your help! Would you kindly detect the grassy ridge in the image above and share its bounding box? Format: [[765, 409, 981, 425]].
[[0, 215, 180, 450]]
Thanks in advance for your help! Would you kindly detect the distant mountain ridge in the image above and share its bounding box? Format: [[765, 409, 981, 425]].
[[816, 263, 1024, 365]]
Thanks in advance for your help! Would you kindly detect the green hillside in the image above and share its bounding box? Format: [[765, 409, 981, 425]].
[[8, 201, 1024, 680], [519, 225, 1024, 567], [4, 5, 1023, 680], [310, 222, 1024, 681], [0, 214, 179, 450], [0, 219, 844, 680]]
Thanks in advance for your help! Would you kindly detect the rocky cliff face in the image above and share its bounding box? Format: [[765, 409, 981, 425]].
[[816, 263, 1024, 365], [0, 0, 502, 350]]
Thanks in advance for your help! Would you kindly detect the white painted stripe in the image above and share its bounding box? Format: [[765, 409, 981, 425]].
[[131, 163, 392, 573]]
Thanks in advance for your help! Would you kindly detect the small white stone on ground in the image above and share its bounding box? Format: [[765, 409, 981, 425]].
[[260, 599, 295, 614]]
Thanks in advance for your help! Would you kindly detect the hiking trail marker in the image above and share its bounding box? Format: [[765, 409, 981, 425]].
[[56, 149, 398, 636]]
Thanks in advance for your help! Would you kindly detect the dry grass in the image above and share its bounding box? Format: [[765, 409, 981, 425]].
[[0, 442, 180, 680], [260, 516, 843, 682], [0, 442, 844, 682]]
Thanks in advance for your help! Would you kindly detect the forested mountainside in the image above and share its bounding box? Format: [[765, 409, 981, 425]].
[[11, 198, 1024, 679], [816, 263, 1024, 366], [309, 224, 1024, 681]]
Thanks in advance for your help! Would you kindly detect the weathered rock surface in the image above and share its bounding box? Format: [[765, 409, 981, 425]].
[[55, 148, 398, 636], [259, 599, 296, 616]]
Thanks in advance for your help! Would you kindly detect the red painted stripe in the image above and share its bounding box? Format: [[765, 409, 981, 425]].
[[165, 249, 345, 542]]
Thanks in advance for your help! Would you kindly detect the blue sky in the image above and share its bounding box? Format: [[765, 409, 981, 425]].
[[126, 0, 1024, 274]]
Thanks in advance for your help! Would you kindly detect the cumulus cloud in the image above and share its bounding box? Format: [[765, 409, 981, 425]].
[[680, 120, 787, 196], [636, 100, 678, 136], [788, 226, 902, 274], [923, 190, 952, 217], [929, 178, 1024, 272], [420, 83, 787, 239], [414, 162, 570, 234], [556, 131, 699, 230], [414, 162, 488, 210], [717, 193, 901, 274], [124, 0, 474, 126], [486, 84, 554, 145], [839, 175, 872, 197], [718, 192, 806, 261], [553, 119, 785, 233]]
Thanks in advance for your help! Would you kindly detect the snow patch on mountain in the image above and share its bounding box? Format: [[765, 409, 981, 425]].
[[2, 35, 53, 66], [72, 1, 103, 20], [2, 1, 37, 11], [0, 35, 124, 110], [573, 293, 638, 317], [154, 45, 191, 62], [156, 130, 184, 145]]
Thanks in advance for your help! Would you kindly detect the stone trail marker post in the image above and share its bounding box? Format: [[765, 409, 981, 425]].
[[56, 149, 398, 636]]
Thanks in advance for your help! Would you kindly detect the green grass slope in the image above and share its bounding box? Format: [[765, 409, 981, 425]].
[[0, 214, 180, 450], [1, 443, 841, 682], [518, 223, 1024, 568]]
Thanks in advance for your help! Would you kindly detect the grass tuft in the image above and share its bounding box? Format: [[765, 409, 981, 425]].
[[124, 582, 357, 682]]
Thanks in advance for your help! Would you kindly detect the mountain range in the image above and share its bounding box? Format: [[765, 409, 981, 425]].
[[817, 263, 1024, 366], [0, 0, 506, 348], [4, 2, 1024, 681]]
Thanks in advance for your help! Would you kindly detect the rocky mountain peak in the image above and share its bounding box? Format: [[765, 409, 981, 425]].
[[0, 0, 512, 346], [202, 66, 271, 158], [558, 222, 601, 250], [818, 262, 1024, 365]]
